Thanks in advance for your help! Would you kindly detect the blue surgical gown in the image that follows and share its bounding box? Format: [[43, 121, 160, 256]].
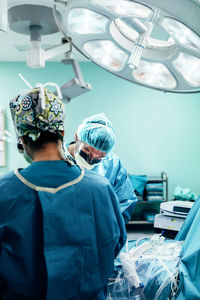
[[176, 196, 200, 300], [66, 144, 137, 224], [93, 152, 137, 224], [0, 160, 127, 300]]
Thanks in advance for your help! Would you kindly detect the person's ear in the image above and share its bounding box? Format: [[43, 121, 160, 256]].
[[74, 133, 78, 141], [21, 136, 26, 145], [61, 130, 65, 137], [17, 137, 26, 154], [17, 140, 24, 153]]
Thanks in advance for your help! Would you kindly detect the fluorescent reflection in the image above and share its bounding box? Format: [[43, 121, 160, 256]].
[[93, 0, 152, 18], [173, 53, 200, 86], [84, 40, 128, 71], [133, 61, 176, 89], [161, 18, 200, 51], [68, 8, 108, 34]]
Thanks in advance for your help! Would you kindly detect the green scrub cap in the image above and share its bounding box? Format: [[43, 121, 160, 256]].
[[77, 113, 115, 153], [10, 87, 65, 141]]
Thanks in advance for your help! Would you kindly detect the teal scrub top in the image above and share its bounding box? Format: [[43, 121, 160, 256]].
[[93, 152, 138, 224], [0, 160, 127, 300]]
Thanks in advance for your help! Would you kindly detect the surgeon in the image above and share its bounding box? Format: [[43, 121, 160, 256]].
[[0, 87, 127, 300], [66, 113, 138, 224]]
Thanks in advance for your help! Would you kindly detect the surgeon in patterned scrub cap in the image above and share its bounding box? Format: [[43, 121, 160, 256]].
[[0, 86, 127, 300], [9, 87, 65, 163]]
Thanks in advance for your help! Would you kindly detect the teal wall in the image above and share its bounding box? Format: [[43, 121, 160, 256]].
[[0, 61, 200, 199]]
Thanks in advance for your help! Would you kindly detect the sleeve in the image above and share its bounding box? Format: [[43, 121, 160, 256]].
[[176, 196, 200, 241], [0, 208, 5, 298], [113, 160, 138, 224], [92, 179, 127, 258], [91, 178, 127, 281], [107, 184, 128, 257], [175, 196, 200, 300], [0, 174, 14, 297]]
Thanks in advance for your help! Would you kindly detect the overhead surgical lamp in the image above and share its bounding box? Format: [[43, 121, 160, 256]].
[[7, 0, 92, 101], [56, 0, 200, 93], [0, 0, 8, 33]]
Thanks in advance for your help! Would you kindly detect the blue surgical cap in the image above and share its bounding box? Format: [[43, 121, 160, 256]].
[[77, 113, 115, 153]]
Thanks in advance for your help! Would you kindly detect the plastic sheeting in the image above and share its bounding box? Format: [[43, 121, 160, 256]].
[[108, 235, 183, 300]]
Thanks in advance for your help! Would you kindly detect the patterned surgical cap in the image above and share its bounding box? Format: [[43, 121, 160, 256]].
[[10, 88, 65, 141]]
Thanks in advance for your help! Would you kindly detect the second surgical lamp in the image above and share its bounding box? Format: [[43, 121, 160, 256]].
[[55, 0, 200, 94]]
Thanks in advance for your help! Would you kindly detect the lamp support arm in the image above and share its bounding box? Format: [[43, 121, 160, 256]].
[[44, 43, 70, 61]]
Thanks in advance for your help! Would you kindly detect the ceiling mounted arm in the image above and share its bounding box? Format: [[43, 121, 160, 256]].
[[59, 53, 92, 103]]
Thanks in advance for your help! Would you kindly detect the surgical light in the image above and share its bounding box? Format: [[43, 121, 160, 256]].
[[94, 0, 152, 18], [57, 0, 200, 93], [68, 8, 108, 34], [173, 53, 200, 87], [84, 40, 128, 71], [160, 18, 200, 52], [133, 61, 177, 89]]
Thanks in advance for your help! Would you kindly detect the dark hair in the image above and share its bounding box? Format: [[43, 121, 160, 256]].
[[23, 131, 63, 152]]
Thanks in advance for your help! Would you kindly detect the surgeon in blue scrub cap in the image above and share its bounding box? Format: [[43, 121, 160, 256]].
[[66, 113, 138, 224]]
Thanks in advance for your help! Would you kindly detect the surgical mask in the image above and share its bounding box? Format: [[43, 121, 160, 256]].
[[74, 152, 100, 170], [79, 149, 101, 165], [17, 141, 33, 164], [23, 150, 33, 164]]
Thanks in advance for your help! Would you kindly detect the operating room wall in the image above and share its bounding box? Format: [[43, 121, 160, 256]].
[[0, 61, 200, 200]]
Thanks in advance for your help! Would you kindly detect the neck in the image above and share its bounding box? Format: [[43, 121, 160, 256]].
[[68, 143, 75, 158], [33, 141, 65, 162]]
